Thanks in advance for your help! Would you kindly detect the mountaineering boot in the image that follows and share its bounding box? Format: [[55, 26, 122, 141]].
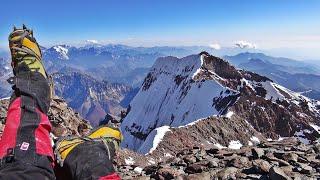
[[8, 24, 54, 99], [55, 125, 122, 180], [0, 25, 55, 179], [9, 24, 46, 77]]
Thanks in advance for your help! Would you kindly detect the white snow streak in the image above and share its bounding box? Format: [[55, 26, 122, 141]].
[[134, 167, 143, 174], [214, 143, 227, 149], [138, 126, 171, 154], [310, 124, 320, 134], [125, 157, 135, 165], [294, 130, 310, 144], [250, 136, 260, 144], [228, 140, 243, 149], [53, 46, 69, 60], [149, 126, 171, 153], [225, 111, 234, 118]]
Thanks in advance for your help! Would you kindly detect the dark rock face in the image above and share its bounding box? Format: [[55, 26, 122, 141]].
[[141, 72, 157, 91], [115, 138, 320, 179], [53, 72, 134, 126]]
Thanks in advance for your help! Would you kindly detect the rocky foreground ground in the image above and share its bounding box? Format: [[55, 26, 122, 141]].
[[1, 98, 320, 179], [116, 138, 320, 180]]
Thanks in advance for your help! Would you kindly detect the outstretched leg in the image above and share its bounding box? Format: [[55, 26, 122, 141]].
[[0, 25, 55, 179]]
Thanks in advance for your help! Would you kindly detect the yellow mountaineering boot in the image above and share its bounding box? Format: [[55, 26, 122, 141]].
[[8, 25, 54, 98], [9, 24, 46, 77], [55, 125, 123, 166]]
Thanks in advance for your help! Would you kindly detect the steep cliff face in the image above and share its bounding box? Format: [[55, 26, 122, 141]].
[[121, 52, 320, 154], [53, 72, 134, 126]]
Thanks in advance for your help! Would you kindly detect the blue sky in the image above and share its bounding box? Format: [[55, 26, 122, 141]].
[[0, 0, 319, 59]]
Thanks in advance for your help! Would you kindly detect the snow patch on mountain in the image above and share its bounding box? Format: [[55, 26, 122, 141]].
[[177, 118, 206, 128], [250, 136, 260, 144], [125, 157, 135, 165], [310, 124, 320, 134], [294, 130, 310, 144], [214, 143, 227, 149], [225, 111, 234, 118], [53, 45, 69, 60], [86, 39, 99, 44], [138, 126, 171, 154], [228, 140, 243, 149]]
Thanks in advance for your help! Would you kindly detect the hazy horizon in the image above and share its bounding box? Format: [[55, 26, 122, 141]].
[[0, 0, 319, 60]]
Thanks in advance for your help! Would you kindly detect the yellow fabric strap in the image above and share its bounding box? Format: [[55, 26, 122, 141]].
[[22, 38, 41, 58], [57, 138, 84, 160], [88, 127, 123, 141]]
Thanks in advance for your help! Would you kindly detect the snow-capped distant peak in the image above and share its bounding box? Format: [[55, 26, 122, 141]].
[[83, 40, 103, 48], [53, 45, 69, 60], [86, 39, 99, 44]]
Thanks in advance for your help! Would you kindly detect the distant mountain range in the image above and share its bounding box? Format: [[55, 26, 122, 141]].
[[224, 52, 320, 74], [0, 44, 320, 127], [224, 53, 320, 100], [42, 44, 183, 87]]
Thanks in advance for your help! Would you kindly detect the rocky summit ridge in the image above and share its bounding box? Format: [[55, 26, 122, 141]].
[[121, 52, 320, 156]]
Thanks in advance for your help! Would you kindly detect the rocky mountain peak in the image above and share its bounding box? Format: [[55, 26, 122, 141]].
[[121, 52, 320, 156]]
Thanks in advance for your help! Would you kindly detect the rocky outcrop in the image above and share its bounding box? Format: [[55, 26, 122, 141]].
[[48, 97, 92, 136], [116, 138, 320, 179]]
